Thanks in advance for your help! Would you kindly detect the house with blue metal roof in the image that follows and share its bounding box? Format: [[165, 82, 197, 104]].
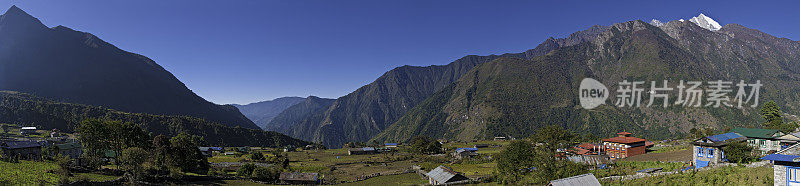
[[762, 143, 800, 186], [691, 132, 746, 169]]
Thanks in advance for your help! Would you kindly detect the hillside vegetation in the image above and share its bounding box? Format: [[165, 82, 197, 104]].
[[0, 91, 309, 147]]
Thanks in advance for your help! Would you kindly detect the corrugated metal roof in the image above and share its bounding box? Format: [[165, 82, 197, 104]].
[[55, 143, 80, 150], [602, 136, 646, 144], [426, 165, 459, 183], [549, 173, 601, 186], [706, 133, 744, 142], [1, 140, 41, 149], [732, 128, 779, 139], [455, 148, 478, 152], [21, 127, 36, 130], [384, 143, 398, 146], [761, 154, 800, 162]]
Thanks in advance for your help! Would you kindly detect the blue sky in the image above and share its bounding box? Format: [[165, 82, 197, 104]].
[[1, 0, 798, 104]]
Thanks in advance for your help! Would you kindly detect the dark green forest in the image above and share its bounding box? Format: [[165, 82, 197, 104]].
[[0, 91, 310, 147]]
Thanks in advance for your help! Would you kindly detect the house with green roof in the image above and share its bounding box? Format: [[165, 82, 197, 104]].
[[731, 128, 784, 155], [54, 142, 82, 159]]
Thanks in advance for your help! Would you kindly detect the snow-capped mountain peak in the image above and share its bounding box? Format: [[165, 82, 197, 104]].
[[649, 19, 665, 27], [689, 13, 721, 31]]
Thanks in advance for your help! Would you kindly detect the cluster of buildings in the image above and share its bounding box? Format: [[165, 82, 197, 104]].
[[563, 131, 654, 166], [690, 128, 799, 169], [347, 143, 399, 155], [1, 137, 83, 161]]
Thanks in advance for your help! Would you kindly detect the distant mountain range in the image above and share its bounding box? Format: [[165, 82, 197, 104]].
[[232, 97, 306, 130], [372, 17, 800, 143], [0, 6, 258, 129], [267, 25, 611, 147], [271, 14, 800, 148]]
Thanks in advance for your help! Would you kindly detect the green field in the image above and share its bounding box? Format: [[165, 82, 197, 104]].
[[339, 173, 428, 186], [603, 165, 773, 185], [0, 160, 61, 185], [0, 160, 121, 185]]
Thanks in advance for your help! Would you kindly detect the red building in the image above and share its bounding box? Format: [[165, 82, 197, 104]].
[[602, 132, 646, 159]]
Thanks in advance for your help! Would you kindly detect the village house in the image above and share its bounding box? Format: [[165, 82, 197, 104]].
[[548, 173, 601, 186], [602, 132, 647, 159], [384, 143, 399, 148], [473, 144, 489, 148], [425, 165, 470, 185], [279, 172, 320, 185], [55, 142, 83, 159], [571, 143, 603, 155], [493, 136, 507, 141], [732, 128, 783, 155], [198, 147, 213, 157], [564, 154, 612, 168], [777, 132, 800, 150], [691, 132, 746, 169], [452, 148, 479, 159], [0, 140, 42, 160], [761, 143, 800, 186], [348, 147, 377, 155], [20, 127, 36, 136]]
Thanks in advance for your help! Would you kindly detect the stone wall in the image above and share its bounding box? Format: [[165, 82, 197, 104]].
[[775, 164, 786, 186]]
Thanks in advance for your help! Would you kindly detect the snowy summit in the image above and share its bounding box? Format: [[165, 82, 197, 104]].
[[688, 13, 722, 31]]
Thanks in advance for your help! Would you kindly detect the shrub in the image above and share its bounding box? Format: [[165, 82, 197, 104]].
[[237, 163, 257, 177], [251, 166, 281, 182], [250, 152, 265, 162]]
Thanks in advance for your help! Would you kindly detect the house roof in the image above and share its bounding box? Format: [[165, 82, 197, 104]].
[[21, 127, 36, 130], [617, 132, 632, 135], [602, 136, 645, 144], [349, 147, 376, 152], [384, 143, 398, 146], [731, 128, 780, 139], [426, 165, 467, 184], [645, 141, 655, 147], [55, 143, 80, 150], [761, 154, 800, 162], [1, 141, 42, 149], [577, 143, 597, 150], [455, 148, 478, 152], [706, 133, 745, 142], [549, 173, 601, 186], [279, 172, 318, 181], [570, 147, 591, 155], [692, 132, 746, 147]]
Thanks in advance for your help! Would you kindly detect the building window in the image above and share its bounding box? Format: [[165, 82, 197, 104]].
[[697, 147, 703, 157], [707, 149, 714, 158], [790, 167, 800, 184]]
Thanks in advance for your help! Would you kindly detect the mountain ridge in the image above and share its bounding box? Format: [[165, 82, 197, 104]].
[[0, 6, 259, 129], [371, 19, 800, 143], [275, 25, 611, 148]]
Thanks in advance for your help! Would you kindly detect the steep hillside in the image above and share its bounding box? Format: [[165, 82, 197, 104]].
[[232, 97, 306, 130], [268, 96, 335, 133], [373, 19, 800, 143], [278, 26, 609, 147], [0, 6, 258, 129], [0, 91, 310, 147]]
